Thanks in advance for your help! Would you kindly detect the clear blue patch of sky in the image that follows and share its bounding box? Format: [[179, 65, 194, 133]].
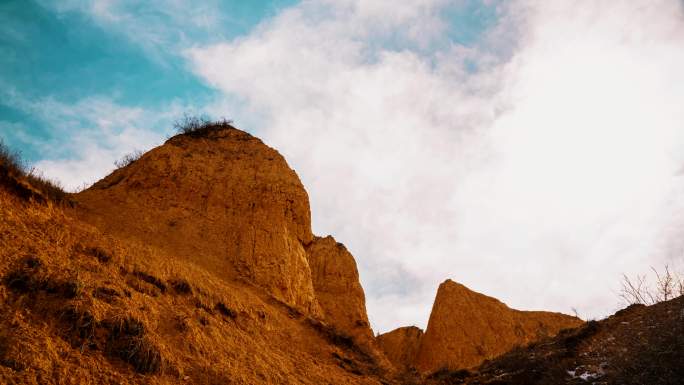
[[444, 0, 500, 46]]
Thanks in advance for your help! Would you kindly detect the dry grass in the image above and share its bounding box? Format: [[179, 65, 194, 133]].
[[169, 278, 192, 295], [172, 115, 234, 138], [0, 139, 68, 204], [0, 188, 389, 385], [114, 150, 144, 169]]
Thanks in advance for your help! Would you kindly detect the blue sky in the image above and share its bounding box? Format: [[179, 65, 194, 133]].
[[0, 0, 495, 164], [0, 0, 301, 162], [2, 0, 683, 333]]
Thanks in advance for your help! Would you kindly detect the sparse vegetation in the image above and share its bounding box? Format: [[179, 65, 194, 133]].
[[60, 304, 97, 348], [0, 138, 68, 204], [3, 256, 83, 299], [104, 315, 164, 374], [114, 150, 144, 169], [93, 286, 121, 303], [619, 265, 684, 306], [173, 114, 234, 138], [0, 139, 23, 173], [133, 270, 167, 293], [169, 278, 192, 295], [215, 302, 238, 319], [85, 246, 113, 264]]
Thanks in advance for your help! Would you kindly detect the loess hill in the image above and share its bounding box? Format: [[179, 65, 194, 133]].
[[377, 280, 583, 373], [0, 127, 389, 385], [1, 125, 682, 384]]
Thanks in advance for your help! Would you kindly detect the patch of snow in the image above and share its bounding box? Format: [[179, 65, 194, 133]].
[[567, 366, 604, 382]]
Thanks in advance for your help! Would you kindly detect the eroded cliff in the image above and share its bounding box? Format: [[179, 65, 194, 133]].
[[414, 279, 583, 372], [73, 128, 320, 314]]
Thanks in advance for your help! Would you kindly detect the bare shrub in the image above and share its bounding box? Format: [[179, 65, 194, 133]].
[[114, 150, 144, 169], [0, 139, 23, 173], [570, 307, 581, 319], [619, 265, 684, 306], [168, 278, 192, 295], [173, 114, 234, 138]]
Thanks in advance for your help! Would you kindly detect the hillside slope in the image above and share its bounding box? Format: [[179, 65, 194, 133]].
[[0, 127, 390, 384], [425, 296, 684, 385]]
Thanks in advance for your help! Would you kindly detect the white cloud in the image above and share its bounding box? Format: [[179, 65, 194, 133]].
[[36, 0, 226, 61], [188, 0, 684, 332], [1, 87, 184, 191]]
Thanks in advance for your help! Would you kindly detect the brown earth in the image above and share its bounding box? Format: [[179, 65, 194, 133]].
[[376, 326, 423, 371], [380, 279, 583, 374], [0, 186, 389, 384], [72, 128, 320, 315], [425, 296, 684, 385], [306, 236, 374, 345], [0, 127, 389, 384]]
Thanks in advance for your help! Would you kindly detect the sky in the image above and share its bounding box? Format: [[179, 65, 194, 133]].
[[2, 0, 684, 333]]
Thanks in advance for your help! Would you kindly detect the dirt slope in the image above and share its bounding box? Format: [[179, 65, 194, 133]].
[[0, 127, 390, 384], [384, 279, 582, 373], [376, 326, 423, 372], [426, 296, 684, 385]]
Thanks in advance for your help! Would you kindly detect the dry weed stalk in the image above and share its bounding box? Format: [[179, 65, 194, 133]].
[[620, 265, 684, 306]]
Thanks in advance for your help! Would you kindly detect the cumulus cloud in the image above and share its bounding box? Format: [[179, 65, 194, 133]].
[[187, 0, 684, 332]]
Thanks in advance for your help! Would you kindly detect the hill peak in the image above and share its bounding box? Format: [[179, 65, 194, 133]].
[[415, 279, 582, 371], [378, 279, 582, 374], [74, 126, 320, 313]]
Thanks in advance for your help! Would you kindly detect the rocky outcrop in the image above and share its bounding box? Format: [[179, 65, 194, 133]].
[[73, 128, 320, 314], [376, 326, 423, 371], [425, 297, 684, 385], [414, 279, 583, 372], [306, 236, 374, 344]]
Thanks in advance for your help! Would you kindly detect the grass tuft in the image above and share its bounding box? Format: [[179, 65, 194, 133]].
[[103, 315, 165, 374], [215, 302, 238, 319], [0, 138, 68, 204], [85, 246, 113, 264], [172, 114, 234, 138], [114, 150, 144, 169], [133, 270, 167, 293], [169, 278, 192, 295]]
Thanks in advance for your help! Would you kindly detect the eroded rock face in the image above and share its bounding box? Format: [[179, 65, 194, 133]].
[[376, 326, 423, 371], [414, 279, 583, 372], [306, 236, 374, 344], [73, 128, 320, 314]]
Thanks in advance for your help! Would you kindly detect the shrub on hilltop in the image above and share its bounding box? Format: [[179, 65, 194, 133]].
[[173, 115, 234, 138]]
